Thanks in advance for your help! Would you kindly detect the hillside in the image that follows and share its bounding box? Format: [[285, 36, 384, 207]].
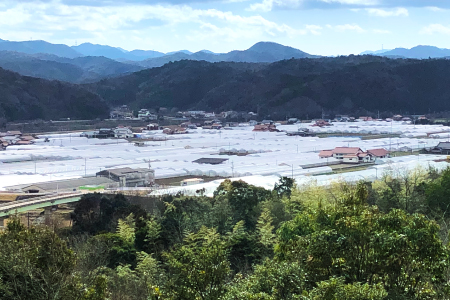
[[0, 67, 109, 121], [0, 51, 144, 83], [88, 56, 450, 118]]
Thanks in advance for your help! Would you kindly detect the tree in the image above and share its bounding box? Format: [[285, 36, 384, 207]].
[[164, 227, 231, 300], [426, 167, 450, 217], [222, 260, 307, 300], [274, 177, 295, 199], [117, 213, 136, 244], [214, 179, 271, 231], [71, 193, 130, 234], [0, 218, 80, 299], [307, 277, 387, 300], [276, 182, 449, 299]]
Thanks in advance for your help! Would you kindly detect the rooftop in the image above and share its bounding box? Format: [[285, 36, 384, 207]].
[[193, 158, 229, 165], [333, 147, 363, 154]]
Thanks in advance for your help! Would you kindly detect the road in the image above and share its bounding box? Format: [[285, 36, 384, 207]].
[[0, 192, 84, 218]]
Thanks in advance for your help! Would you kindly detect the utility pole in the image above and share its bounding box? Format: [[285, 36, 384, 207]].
[[84, 157, 87, 176]]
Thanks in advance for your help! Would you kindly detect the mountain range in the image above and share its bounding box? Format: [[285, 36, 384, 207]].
[[0, 51, 144, 83], [87, 56, 450, 119], [0, 39, 318, 82], [4, 54, 450, 122], [362, 45, 450, 59], [3, 38, 450, 122]]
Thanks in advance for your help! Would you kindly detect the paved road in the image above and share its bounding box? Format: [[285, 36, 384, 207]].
[[0, 192, 84, 217]]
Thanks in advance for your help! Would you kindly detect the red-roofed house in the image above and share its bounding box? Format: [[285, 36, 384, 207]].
[[319, 147, 384, 164], [319, 150, 333, 158], [367, 148, 390, 159], [332, 147, 363, 159]]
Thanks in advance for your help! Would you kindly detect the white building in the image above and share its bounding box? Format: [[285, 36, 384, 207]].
[[114, 127, 133, 138]]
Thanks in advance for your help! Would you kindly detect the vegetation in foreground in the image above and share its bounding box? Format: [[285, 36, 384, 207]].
[[2, 166, 450, 299]]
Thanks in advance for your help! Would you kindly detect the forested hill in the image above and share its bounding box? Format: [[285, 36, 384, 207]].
[[0, 67, 109, 121], [89, 56, 450, 118], [3, 55, 450, 122]]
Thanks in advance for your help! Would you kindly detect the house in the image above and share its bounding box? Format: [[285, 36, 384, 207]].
[[319, 147, 382, 164], [114, 127, 133, 138], [110, 105, 133, 119], [96, 128, 114, 138], [249, 120, 258, 126], [253, 124, 278, 132], [20, 135, 35, 141], [96, 167, 155, 187], [430, 142, 450, 155], [367, 148, 390, 159], [319, 150, 334, 158], [287, 118, 298, 124], [332, 147, 364, 160], [138, 109, 157, 121], [393, 115, 403, 121], [261, 120, 274, 125], [319, 147, 378, 164], [312, 120, 331, 127], [147, 123, 159, 130]]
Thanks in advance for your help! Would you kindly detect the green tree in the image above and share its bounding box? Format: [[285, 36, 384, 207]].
[[164, 227, 231, 300], [307, 277, 387, 300], [276, 182, 449, 299], [214, 179, 271, 231], [223, 260, 307, 300], [118, 213, 136, 244], [274, 177, 295, 199], [0, 218, 80, 299]]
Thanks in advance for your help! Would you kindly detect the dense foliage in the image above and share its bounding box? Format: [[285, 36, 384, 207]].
[[3, 167, 450, 299], [89, 56, 450, 118], [0, 67, 109, 121]]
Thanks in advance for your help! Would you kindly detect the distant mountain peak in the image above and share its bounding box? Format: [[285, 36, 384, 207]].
[[166, 50, 193, 55], [380, 45, 450, 59]]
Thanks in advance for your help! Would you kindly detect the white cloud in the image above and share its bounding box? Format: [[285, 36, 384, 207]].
[[248, 0, 273, 12], [366, 7, 408, 17], [420, 24, 450, 35], [305, 24, 322, 35], [320, 0, 377, 5], [425, 6, 447, 12], [326, 24, 365, 33], [372, 29, 391, 34], [0, 0, 316, 50]]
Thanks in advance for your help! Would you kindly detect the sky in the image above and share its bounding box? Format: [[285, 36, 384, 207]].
[[1, 0, 450, 56]]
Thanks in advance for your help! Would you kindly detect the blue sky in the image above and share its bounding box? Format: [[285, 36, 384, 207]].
[[1, 0, 450, 55]]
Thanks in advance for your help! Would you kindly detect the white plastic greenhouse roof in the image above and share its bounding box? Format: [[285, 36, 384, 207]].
[[1, 121, 449, 192]]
